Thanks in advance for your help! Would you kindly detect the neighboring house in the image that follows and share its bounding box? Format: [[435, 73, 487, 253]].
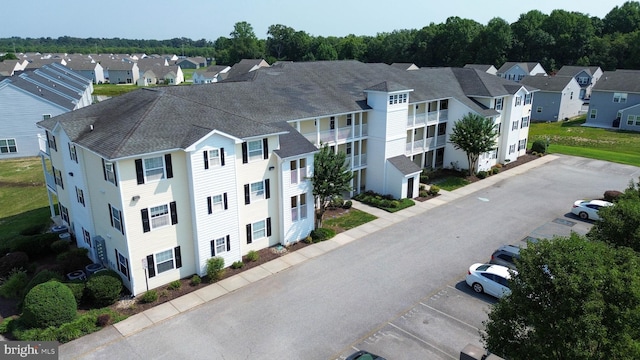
[[464, 64, 498, 75], [390, 63, 420, 71], [66, 61, 106, 84], [496, 62, 547, 82], [36, 60, 535, 296], [521, 75, 583, 121], [554, 65, 603, 100], [0, 63, 92, 158], [101, 60, 139, 84], [25, 58, 67, 69], [224, 59, 270, 80], [192, 65, 231, 84], [585, 70, 640, 130], [0, 59, 29, 76], [137, 65, 184, 86], [176, 58, 200, 69]]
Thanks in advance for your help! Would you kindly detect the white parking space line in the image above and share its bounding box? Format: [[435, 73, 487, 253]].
[[387, 322, 457, 360], [419, 302, 483, 334]]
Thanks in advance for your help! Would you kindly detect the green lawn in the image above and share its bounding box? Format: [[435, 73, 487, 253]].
[[529, 117, 640, 166], [433, 177, 471, 191], [324, 208, 377, 232], [92, 84, 139, 97], [0, 158, 51, 242]]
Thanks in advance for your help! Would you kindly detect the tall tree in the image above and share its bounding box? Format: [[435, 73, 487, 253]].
[[310, 145, 353, 229], [483, 234, 640, 359], [430, 17, 483, 67], [603, 1, 640, 34], [510, 10, 554, 62], [228, 21, 263, 64], [448, 113, 497, 175], [473, 17, 513, 66], [266, 24, 295, 60]]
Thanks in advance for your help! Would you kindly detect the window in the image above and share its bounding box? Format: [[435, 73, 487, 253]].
[[104, 161, 116, 185], [207, 194, 227, 214], [437, 123, 447, 136], [82, 228, 91, 247], [76, 186, 85, 206], [141, 202, 177, 232], [628, 115, 634, 126], [144, 156, 165, 181], [290, 160, 298, 184], [495, 98, 503, 110], [244, 180, 270, 204], [43, 114, 51, 120], [427, 125, 436, 138], [109, 205, 123, 233], [512, 121, 519, 131], [289, 158, 308, 184], [517, 74, 524, 81], [60, 204, 69, 224], [150, 204, 170, 229], [246, 218, 272, 244], [204, 148, 224, 169], [388, 94, 407, 105], [54, 168, 64, 189], [518, 139, 527, 150], [440, 99, 449, 110], [347, 114, 352, 126], [570, 91, 574, 100], [330, 117, 335, 130], [515, 96, 522, 106], [524, 93, 532, 105], [46, 131, 57, 151], [210, 236, 230, 256], [291, 194, 308, 222], [636, 116, 640, 126], [68, 143, 77, 162], [578, 77, 589, 85], [509, 144, 516, 154], [248, 140, 263, 161], [589, 109, 597, 119], [118, 252, 128, 277], [536, 106, 543, 113], [521, 116, 529, 128], [146, 247, 182, 278], [613, 93, 628, 103], [0, 139, 17, 154]]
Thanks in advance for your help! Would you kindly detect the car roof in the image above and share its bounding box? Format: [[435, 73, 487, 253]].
[[581, 199, 613, 206], [472, 263, 514, 278], [495, 245, 520, 255]]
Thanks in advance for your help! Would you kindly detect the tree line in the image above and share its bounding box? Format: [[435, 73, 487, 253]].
[[2, 2, 640, 71]]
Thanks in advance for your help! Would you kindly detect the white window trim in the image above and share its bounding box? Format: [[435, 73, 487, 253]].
[[0, 138, 17, 154], [143, 156, 166, 182], [207, 148, 221, 167], [105, 162, 116, 185], [214, 237, 226, 255], [252, 219, 267, 240], [211, 194, 224, 212], [149, 204, 170, 229], [250, 181, 265, 202], [154, 249, 176, 274], [111, 206, 122, 232], [248, 140, 263, 162], [590, 109, 597, 119]]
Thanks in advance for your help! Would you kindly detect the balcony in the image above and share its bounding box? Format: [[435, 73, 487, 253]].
[[44, 171, 57, 192], [345, 154, 367, 168], [303, 124, 368, 146], [38, 134, 50, 156], [405, 137, 438, 155], [407, 112, 427, 127]]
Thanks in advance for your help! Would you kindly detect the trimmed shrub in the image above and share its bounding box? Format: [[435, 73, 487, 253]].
[[246, 250, 260, 262], [139, 290, 158, 304], [428, 185, 440, 196], [343, 200, 353, 209], [12, 233, 59, 258], [63, 281, 86, 305], [24, 270, 64, 299], [420, 171, 429, 183], [531, 140, 547, 154], [168, 280, 181, 290], [19, 224, 47, 236], [190, 275, 201, 286], [0, 252, 29, 277], [231, 261, 244, 269], [329, 196, 344, 209], [22, 281, 77, 328], [0, 269, 28, 299], [206, 257, 225, 282], [310, 228, 336, 242], [85, 272, 123, 307], [57, 248, 92, 274], [419, 190, 429, 197], [491, 167, 500, 175], [50, 239, 71, 254], [604, 190, 623, 202], [476, 170, 488, 179]]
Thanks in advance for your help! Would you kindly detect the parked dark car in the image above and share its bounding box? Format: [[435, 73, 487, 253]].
[[489, 245, 521, 270], [346, 350, 387, 360]]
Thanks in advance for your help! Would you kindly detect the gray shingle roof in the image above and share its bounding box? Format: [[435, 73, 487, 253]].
[[388, 155, 422, 175], [520, 76, 573, 92], [497, 62, 541, 74], [272, 122, 318, 159], [555, 65, 601, 77], [592, 70, 640, 93]]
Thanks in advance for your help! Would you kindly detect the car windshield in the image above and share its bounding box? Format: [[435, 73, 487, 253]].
[[476, 264, 491, 271]]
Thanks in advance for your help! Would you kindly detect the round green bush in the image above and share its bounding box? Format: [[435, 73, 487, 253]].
[[246, 250, 260, 262], [50, 239, 71, 254], [531, 140, 547, 154], [231, 261, 244, 269], [12, 233, 58, 258], [0, 252, 29, 277], [22, 281, 77, 328], [139, 290, 158, 304], [310, 228, 336, 242], [85, 273, 123, 307], [57, 248, 92, 274], [206, 257, 226, 282], [428, 185, 440, 195], [342, 200, 353, 209], [23, 270, 64, 299], [63, 281, 86, 305], [190, 275, 201, 286]]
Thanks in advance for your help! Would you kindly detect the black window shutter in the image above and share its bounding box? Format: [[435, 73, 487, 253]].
[[210, 240, 215, 256], [108, 204, 114, 227], [119, 211, 124, 234], [265, 179, 270, 199], [174, 246, 182, 268], [207, 196, 212, 214], [141, 208, 150, 232], [165, 154, 173, 178], [113, 162, 118, 186], [170, 201, 178, 224], [203, 151, 209, 169], [263, 138, 269, 159], [221, 148, 225, 166], [147, 255, 156, 278], [125, 258, 130, 280], [223, 193, 228, 210], [135, 159, 144, 184], [59, 172, 64, 189], [246, 224, 252, 244], [102, 158, 107, 181], [115, 249, 119, 272], [226, 235, 231, 251], [266, 217, 272, 236], [242, 142, 248, 163], [244, 184, 250, 205]]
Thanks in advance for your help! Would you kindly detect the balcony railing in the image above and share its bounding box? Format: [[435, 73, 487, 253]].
[[407, 112, 427, 127], [303, 124, 368, 146], [38, 134, 49, 156], [44, 171, 56, 192], [345, 154, 367, 168], [405, 137, 439, 155]]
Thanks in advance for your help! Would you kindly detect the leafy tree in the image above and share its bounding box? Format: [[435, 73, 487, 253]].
[[266, 24, 296, 60], [430, 17, 483, 67], [473, 17, 513, 66], [603, 1, 640, 34], [483, 234, 640, 359], [510, 10, 554, 62], [448, 113, 497, 176], [310, 144, 353, 228], [0, 52, 17, 61], [228, 21, 263, 64], [587, 178, 640, 251]]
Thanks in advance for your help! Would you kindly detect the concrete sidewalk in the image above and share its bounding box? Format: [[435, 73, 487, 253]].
[[59, 155, 557, 358]]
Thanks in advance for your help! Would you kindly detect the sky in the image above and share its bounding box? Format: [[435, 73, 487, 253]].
[[0, 0, 625, 41]]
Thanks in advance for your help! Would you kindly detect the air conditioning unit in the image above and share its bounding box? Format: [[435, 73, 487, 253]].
[[85, 263, 105, 275], [66, 270, 87, 281]]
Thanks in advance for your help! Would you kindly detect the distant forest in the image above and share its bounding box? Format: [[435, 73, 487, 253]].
[[2, 2, 640, 72]]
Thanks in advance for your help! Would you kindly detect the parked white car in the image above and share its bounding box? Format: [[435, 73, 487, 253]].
[[466, 263, 515, 299], [571, 199, 613, 220]]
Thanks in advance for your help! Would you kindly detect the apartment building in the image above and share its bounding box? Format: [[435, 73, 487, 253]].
[[37, 61, 535, 295]]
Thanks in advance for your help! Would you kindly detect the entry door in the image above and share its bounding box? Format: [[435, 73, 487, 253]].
[[407, 177, 414, 198]]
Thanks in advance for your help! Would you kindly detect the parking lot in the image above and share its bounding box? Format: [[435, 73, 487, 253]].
[[334, 214, 595, 359]]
